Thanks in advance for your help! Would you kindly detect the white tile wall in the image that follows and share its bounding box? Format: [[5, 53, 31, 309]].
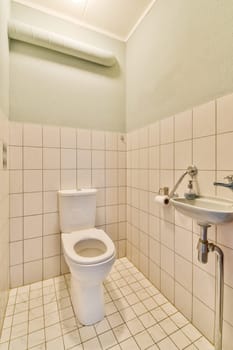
[[193, 101, 215, 138], [126, 92, 233, 349], [0, 116, 9, 332], [7, 92, 233, 349], [9, 123, 126, 288]]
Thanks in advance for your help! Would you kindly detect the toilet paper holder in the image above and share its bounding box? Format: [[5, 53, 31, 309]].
[[158, 187, 169, 196]]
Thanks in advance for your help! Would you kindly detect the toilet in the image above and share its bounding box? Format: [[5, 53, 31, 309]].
[[58, 189, 116, 325]]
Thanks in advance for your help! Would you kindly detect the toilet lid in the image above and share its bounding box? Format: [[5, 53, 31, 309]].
[[62, 228, 115, 265]]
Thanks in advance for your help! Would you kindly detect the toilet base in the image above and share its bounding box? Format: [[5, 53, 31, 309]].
[[71, 276, 105, 325]]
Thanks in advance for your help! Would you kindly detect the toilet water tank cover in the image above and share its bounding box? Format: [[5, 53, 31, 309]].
[[59, 189, 97, 196]]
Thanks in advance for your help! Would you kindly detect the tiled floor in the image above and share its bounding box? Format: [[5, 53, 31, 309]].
[[0, 258, 214, 350]]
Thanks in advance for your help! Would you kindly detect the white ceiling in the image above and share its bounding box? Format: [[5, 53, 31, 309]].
[[13, 0, 156, 41]]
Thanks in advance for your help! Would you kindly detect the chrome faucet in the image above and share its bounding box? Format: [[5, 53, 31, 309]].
[[214, 175, 233, 191], [169, 165, 198, 198]]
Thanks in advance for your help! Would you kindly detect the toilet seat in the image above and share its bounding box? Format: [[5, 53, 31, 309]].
[[62, 228, 115, 265]]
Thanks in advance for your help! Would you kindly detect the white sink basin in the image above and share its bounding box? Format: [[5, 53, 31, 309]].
[[170, 196, 233, 225]]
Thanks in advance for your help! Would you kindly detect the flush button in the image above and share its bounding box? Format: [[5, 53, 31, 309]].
[[3, 142, 7, 169], [0, 140, 8, 170]]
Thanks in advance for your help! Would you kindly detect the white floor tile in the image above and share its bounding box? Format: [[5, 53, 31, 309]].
[[79, 326, 96, 343], [29, 317, 44, 333], [30, 289, 42, 300], [0, 258, 214, 350], [132, 301, 148, 316], [61, 317, 78, 335], [14, 302, 29, 314], [9, 335, 27, 350], [170, 312, 189, 328], [147, 345, 159, 350], [28, 342, 46, 350], [2, 316, 12, 329], [136, 289, 151, 301], [134, 330, 154, 349], [108, 345, 121, 350], [59, 307, 74, 322], [161, 302, 177, 316], [83, 337, 101, 350], [12, 311, 28, 326], [5, 305, 14, 317], [11, 322, 28, 339], [153, 294, 168, 306], [194, 336, 214, 350], [182, 324, 202, 342], [142, 297, 158, 310], [159, 318, 178, 335], [113, 297, 129, 311], [0, 328, 11, 343], [107, 312, 124, 328], [57, 297, 71, 311], [147, 324, 167, 343], [45, 323, 62, 342], [126, 317, 145, 335], [28, 329, 45, 348], [151, 307, 167, 322], [44, 311, 60, 328], [30, 297, 43, 309], [46, 336, 65, 350], [44, 301, 58, 315], [120, 337, 140, 350], [29, 306, 44, 321], [95, 318, 111, 335], [0, 344, 8, 350], [112, 324, 131, 343], [105, 302, 118, 316], [119, 307, 136, 322], [170, 330, 191, 349], [158, 337, 178, 349], [63, 330, 81, 349], [139, 313, 157, 328], [98, 329, 117, 349]]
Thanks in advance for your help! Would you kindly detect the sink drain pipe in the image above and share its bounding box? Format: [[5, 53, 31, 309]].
[[197, 224, 224, 350]]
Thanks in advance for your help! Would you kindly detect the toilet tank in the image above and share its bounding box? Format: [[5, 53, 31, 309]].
[[58, 189, 97, 232]]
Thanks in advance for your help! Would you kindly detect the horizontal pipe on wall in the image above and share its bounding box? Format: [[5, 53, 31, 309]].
[[8, 20, 117, 67]]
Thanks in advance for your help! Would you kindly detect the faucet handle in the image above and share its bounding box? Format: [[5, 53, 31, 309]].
[[224, 175, 233, 182]]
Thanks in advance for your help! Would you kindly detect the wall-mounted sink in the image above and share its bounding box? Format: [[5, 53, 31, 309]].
[[170, 196, 233, 225], [169, 167, 233, 350]]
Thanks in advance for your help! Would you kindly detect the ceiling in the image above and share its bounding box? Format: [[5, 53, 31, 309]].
[[13, 0, 156, 41]]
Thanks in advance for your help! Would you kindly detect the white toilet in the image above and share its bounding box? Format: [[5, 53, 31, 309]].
[[58, 189, 116, 325]]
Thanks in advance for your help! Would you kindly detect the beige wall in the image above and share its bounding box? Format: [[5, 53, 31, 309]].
[[0, 0, 10, 115], [11, 0, 233, 132], [10, 3, 126, 132], [0, 0, 10, 332], [126, 0, 233, 131]]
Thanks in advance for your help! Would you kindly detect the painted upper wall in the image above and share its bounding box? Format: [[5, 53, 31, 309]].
[[126, 0, 233, 131], [0, 0, 10, 118], [10, 3, 126, 131]]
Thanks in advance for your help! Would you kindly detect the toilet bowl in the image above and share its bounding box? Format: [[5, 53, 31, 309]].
[[58, 189, 116, 325], [62, 228, 115, 325]]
